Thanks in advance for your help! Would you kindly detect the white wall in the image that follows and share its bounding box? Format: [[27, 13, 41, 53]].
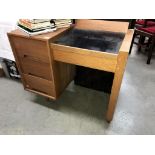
[[0, 20, 17, 61]]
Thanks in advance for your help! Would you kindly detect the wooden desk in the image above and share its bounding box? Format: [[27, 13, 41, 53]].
[[8, 20, 134, 122]]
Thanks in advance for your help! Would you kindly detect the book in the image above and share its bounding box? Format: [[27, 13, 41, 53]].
[[17, 24, 57, 36], [54, 19, 72, 22], [54, 19, 72, 28], [54, 19, 72, 24], [56, 24, 71, 28], [18, 20, 55, 30], [56, 22, 72, 26], [20, 19, 51, 24], [18, 23, 55, 32], [55, 21, 72, 25]]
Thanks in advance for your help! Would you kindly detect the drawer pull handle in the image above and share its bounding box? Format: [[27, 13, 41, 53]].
[[28, 73, 36, 76], [23, 55, 48, 64], [28, 73, 44, 79], [32, 88, 48, 95]]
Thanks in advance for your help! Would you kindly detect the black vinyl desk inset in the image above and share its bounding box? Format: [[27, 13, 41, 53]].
[[54, 29, 125, 54]]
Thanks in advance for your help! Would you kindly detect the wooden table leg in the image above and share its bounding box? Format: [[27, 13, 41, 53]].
[[129, 31, 136, 54], [147, 37, 155, 64], [106, 52, 128, 122], [46, 97, 52, 101]]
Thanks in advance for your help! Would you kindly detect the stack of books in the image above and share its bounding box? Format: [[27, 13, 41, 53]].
[[54, 19, 72, 28], [17, 19, 56, 36]]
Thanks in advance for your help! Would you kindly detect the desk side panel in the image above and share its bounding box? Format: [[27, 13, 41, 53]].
[[106, 29, 134, 121], [7, 34, 26, 88], [50, 45, 75, 98], [119, 29, 135, 53]]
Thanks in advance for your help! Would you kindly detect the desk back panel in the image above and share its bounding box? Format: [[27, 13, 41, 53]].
[[75, 19, 129, 33]]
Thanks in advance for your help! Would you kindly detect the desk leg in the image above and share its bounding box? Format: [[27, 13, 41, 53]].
[[106, 52, 128, 122]]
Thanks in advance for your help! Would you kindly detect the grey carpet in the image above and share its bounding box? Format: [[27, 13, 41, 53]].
[[0, 45, 155, 134]]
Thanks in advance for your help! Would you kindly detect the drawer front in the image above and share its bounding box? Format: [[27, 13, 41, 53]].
[[24, 74, 55, 97], [12, 36, 49, 62], [20, 55, 52, 80]]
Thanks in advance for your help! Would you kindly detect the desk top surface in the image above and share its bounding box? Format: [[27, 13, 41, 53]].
[[54, 28, 125, 54], [8, 27, 71, 41]]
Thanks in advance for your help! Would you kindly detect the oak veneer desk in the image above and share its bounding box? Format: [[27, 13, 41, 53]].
[[8, 20, 134, 122]]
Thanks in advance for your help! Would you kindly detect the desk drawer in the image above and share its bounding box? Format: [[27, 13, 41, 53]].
[[24, 74, 55, 97], [12, 37, 49, 62], [20, 55, 52, 80]]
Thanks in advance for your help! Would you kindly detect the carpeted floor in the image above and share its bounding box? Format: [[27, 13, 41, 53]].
[[0, 45, 155, 134]]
